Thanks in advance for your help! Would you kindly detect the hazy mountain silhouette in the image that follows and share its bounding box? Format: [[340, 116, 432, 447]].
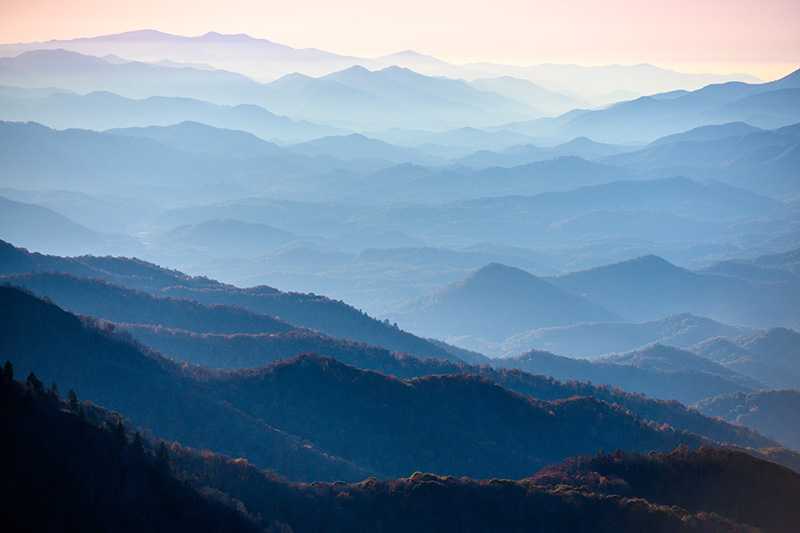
[[1, 196, 103, 254], [0, 87, 341, 142], [0, 29, 361, 80], [0, 121, 369, 202], [2, 272, 295, 334], [155, 219, 297, 257], [260, 65, 535, 129], [496, 67, 800, 142], [550, 254, 800, 327], [351, 156, 634, 203], [0, 49, 270, 104], [468, 76, 581, 115], [691, 329, 800, 390], [287, 132, 436, 163], [649, 122, 763, 146], [496, 348, 754, 404], [605, 122, 800, 195], [599, 343, 762, 388], [456, 137, 634, 168], [392, 263, 618, 341], [500, 313, 753, 358], [0, 240, 460, 361], [107, 121, 284, 157], [697, 390, 800, 451]]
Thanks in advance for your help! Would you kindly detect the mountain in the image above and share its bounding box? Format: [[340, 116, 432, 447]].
[[0, 49, 272, 105], [0, 285, 366, 481], [371, 126, 537, 151], [390, 263, 619, 341], [703, 247, 800, 282], [2, 285, 715, 481], [8, 381, 787, 533], [690, 334, 800, 391], [154, 219, 297, 257], [500, 313, 753, 358], [106, 121, 284, 157], [532, 447, 800, 533], [550, 254, 800, 327], [0, 29, 759, 102], [598, 344, 761, 388], [697, 390, 800, 451], [287, 133, 435, 163], [730, 328, 800, 389], [468, 76, 581, 115], [1, 376, 261, 533], [210, 354, 705, 479], [456, 137, 634, 168], [0, 87, 341, 142], [0, 29, 360, 81], [119, 323, 460, 375], [351, 177, 788, 250], [351, 156, 634, 204], [0, 187, 160, 234], [0, 196, 121, 256], [112, 321, 774, 450], [497, 67, 800, 143], [0, 240, 460, 361], [605, 122, 800, 196], [2, 272, 295, 334], [0, 49, 536, 130], [259, 65, 534, 129], [649, 122, 763, 146], [495, 349, 754, 404], [0, 120, 364, 202]]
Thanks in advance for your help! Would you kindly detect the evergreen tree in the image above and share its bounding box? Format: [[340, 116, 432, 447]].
[[132, 431, 145, 459], [68, 389, 79, 412], [111, 417, 127, 449], [2, 360, 12, 383], [49, 382, 59, 398], [156, 442, 171, 474], [26, 372, 44, 395]]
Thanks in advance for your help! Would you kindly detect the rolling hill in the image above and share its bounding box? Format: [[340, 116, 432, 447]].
[[8, 381, 791, 532], [0, 239, 463, 361], [696, 390, 800, 451], [390, 263, 619, 341], [496, 348, 754, 404], [549, 254, 800, 327], [500, 313, 753, 358], [0, 87, 340, 142], [1, 286, 713, 481]]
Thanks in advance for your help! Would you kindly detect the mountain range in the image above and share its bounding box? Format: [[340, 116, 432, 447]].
[[390, 262, 618, 341], [0, 29, 760, 104], [500, 68, 800, 143], [7, 378, 797, 532]]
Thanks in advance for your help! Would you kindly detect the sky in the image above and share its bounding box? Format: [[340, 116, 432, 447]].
[[1, 0, 798, 79]]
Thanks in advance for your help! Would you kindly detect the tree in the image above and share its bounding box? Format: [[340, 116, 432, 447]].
[[132, 431, 145, 459], [49, 382, 59, 398], [111, 417, 127, 450], [68, 389, 80, 412], [26, 372, 44, 395], [2, 361, 12, 383], [156, 442, 171, 474]]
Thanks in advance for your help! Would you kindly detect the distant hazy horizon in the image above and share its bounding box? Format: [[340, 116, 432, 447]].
[[1, 0, 798, 80]]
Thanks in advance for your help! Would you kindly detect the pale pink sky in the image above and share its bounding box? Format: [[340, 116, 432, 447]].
[[1, 0, 798, 78]]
